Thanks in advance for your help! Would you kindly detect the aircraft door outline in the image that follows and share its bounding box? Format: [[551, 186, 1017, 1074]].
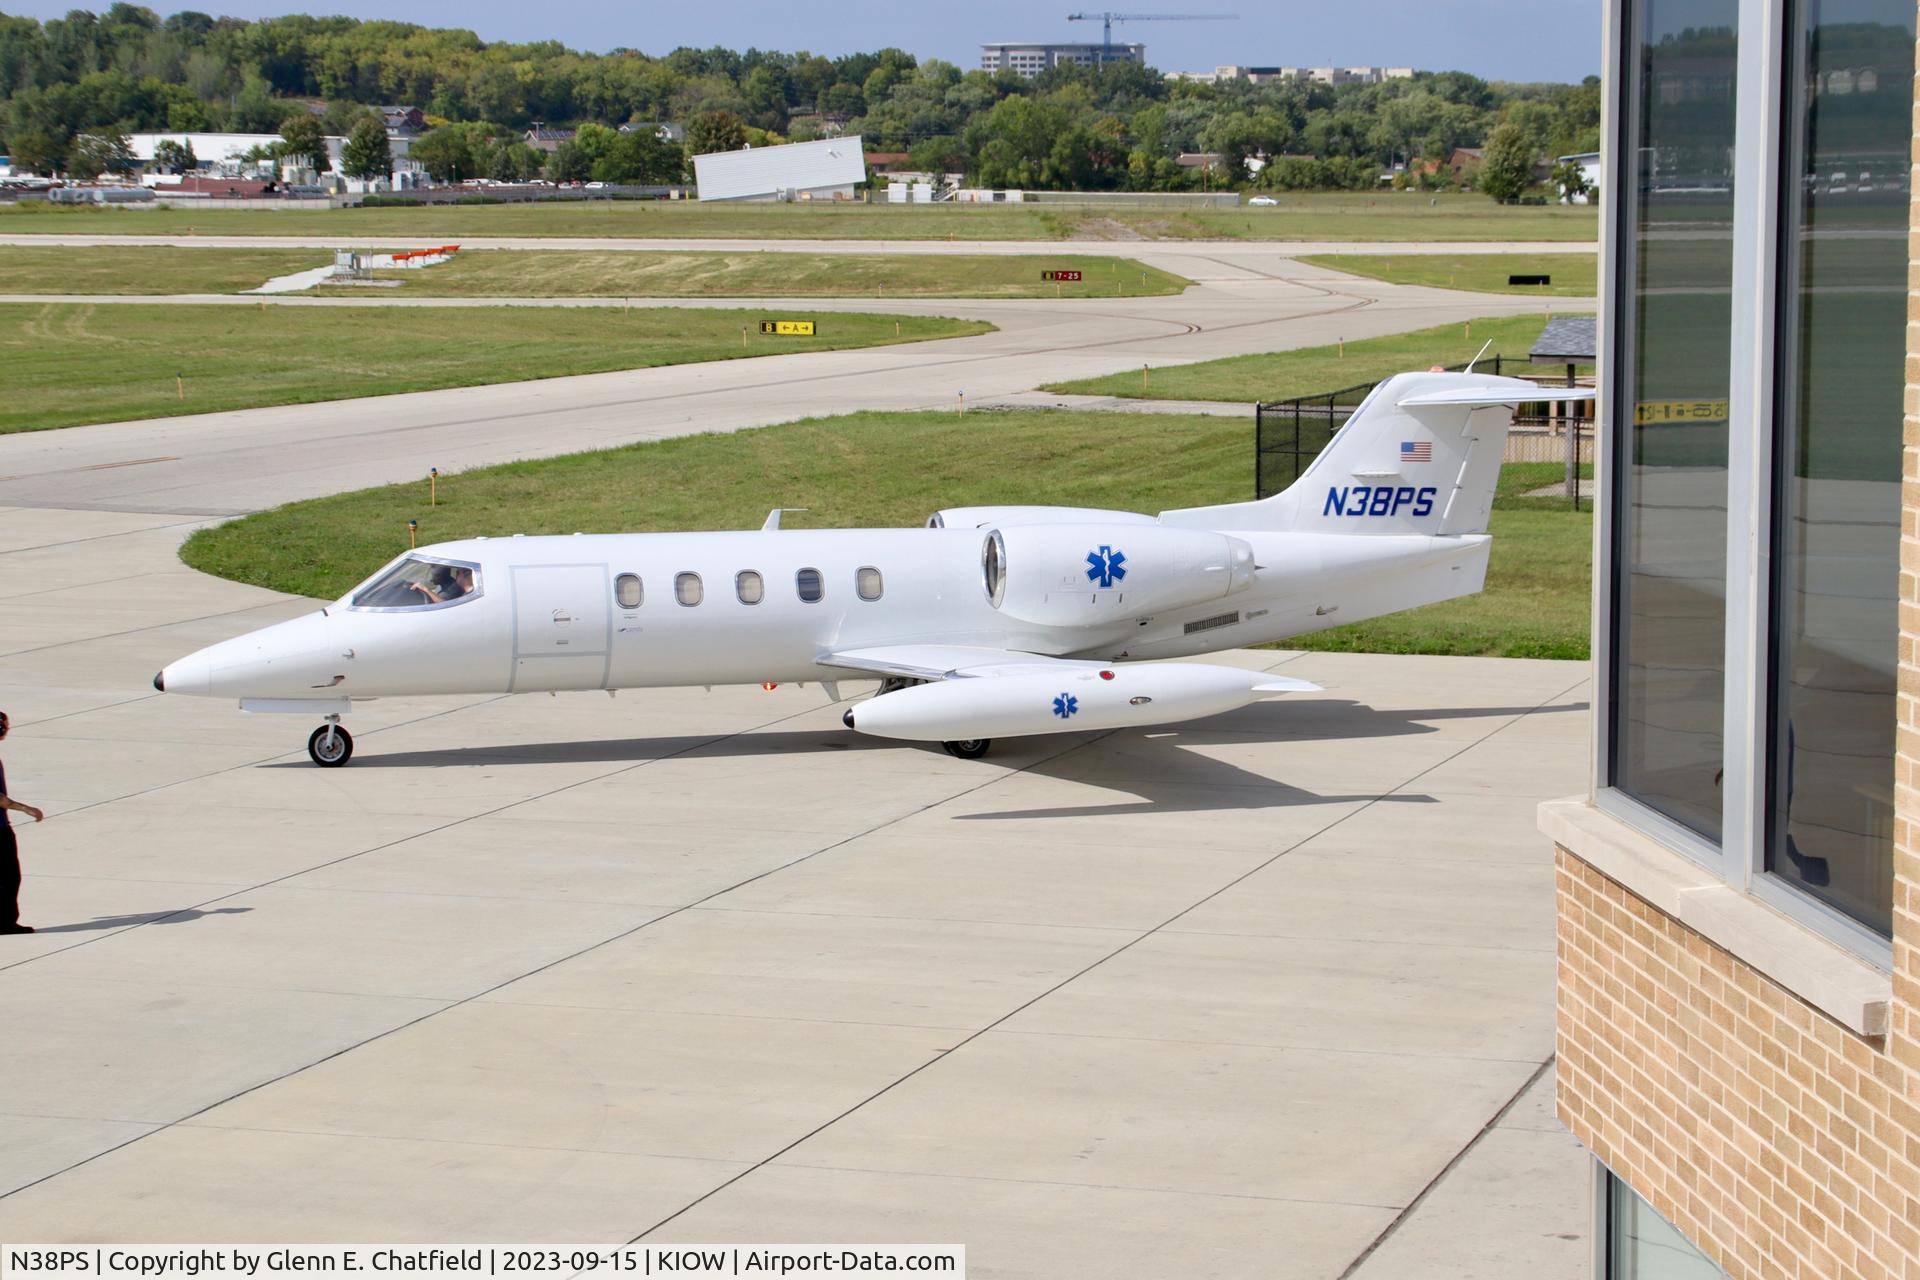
[[509, 562, 612, 692]]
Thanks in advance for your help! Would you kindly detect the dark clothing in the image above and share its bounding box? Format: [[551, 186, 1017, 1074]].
[[1, 825, 17, 928], [0, 755, 9, 826]]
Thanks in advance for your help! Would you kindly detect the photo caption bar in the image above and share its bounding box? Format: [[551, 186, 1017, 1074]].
[[3, 1248, 965, 1280]]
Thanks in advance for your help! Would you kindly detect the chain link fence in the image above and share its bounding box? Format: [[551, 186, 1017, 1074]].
[[1254, 355, 1594, 506]]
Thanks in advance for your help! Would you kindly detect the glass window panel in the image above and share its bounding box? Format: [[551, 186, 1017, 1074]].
[[796, 567, 824, 603], [1766, 0, 1911, 936], [674, 572, 702, 607], [736, 570, 764, 604], [614, 573, 642, 609], [856, 566, 883, 601], [1607, 1174, 1728, 1278], [348, 556, 481, 610], [1609, 0, 1739, 841]]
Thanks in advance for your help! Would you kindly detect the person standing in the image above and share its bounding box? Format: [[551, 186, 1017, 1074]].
[[0, 711, 44, 935]]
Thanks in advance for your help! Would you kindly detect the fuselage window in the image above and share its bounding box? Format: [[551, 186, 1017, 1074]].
[[796, 567, 824, 603], [856, 566, 883, 601], [614, 573, 642, 609], [736, 570, 764, 604], [675, 572, 703, 606]]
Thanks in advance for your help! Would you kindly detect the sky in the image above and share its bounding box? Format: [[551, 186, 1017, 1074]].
[[9, 0, 1604, 83]]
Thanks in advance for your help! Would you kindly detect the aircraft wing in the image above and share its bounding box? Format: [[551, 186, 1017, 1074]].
[[822, 644, 1111, 680], [823, 644, 1320, 695]]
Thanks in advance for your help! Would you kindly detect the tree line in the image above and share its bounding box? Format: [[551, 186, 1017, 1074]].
[[0, 6, 1600, 192]]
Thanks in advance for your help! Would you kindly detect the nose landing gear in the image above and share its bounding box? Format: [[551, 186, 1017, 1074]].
[[307, 715, 353, 767]]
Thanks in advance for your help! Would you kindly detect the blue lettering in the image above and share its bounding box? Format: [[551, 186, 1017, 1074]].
[[1368, 487, 1392, 516], [1414, 487, 1436, 517], [1349, 485, 1370, 517], [1391, 486, 1416, 515], [1324, 484, 1441, 520], [1323, 487, 1346, 516]]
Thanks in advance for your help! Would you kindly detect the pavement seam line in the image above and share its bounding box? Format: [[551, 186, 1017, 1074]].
[[630, 670, 1586, 1241], [0, 696, 1094, 1200], [1334, 1054, 1561, 1280]]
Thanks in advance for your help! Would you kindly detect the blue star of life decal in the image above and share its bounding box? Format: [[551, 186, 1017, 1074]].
[[1086, 544, 1127, 589], [1052, 692, 1079, 719]]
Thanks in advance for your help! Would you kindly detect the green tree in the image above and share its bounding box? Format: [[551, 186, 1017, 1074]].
[[277, 112, 325, 168], [6, 130, 65, 175], [410, 127, 475, 182], [1550, 157, 1590, 203], [686, 109, 746, 155], [151, 137, 196, 173], [1479, 121, 1534, 203], [547, 141, 590, 183], [487, 140, 544, 182], [340, 115, 390, 181], [593, 128, 683, 183], [67, 128, 133, 179]]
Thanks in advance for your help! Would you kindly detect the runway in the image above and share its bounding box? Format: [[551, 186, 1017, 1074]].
[[0, 239, 1595, 1275]]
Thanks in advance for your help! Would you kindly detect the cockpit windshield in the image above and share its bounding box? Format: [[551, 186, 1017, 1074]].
[[348, 556, 483, 611]]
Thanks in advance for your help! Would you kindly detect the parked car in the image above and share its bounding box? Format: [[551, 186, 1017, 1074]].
[[584, 181, 607, 189], [1248, 195, 1278, 206]]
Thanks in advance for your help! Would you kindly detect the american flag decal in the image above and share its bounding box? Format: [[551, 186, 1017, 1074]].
[[1400, 440, 1433, 463]]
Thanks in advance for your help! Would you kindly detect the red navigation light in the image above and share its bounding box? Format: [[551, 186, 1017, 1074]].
[[761, 681, 778, 691], [1099, 670, 1115, 680]]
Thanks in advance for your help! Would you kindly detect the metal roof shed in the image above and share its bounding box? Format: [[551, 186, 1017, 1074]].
[[693, 135, 868, 202]]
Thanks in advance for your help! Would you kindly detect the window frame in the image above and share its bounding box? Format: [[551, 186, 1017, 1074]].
[[736, 570, 764, 605], [345, 552, 485, 614], [674, 571, 703, 607], [1596, 0, 1895, 965], [856, 565, 883, 602], [795, 566, 825, 603], [614, 573, 643, 610]]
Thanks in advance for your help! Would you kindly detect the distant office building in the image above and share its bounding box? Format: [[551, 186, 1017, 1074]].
[[980, 42, 1145, 77], [693, 135, 867, 202], [1168, 64, 1414, 86]]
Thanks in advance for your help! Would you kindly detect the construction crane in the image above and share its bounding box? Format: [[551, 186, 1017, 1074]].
[[1065, 11, 1239, 66]]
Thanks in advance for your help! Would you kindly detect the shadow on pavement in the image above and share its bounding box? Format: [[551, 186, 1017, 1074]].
[[33, 906, 253, 934]]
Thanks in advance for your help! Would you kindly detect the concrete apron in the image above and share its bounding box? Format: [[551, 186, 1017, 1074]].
[[0, 505, 1592, 1277]]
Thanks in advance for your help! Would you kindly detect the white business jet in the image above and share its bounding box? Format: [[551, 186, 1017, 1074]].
[[155, 371, 1587, 766]]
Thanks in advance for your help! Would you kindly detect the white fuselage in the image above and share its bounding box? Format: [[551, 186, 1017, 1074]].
[[157, 524, 1492, 704]]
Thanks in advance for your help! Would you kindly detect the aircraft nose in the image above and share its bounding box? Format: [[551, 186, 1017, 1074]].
[[157, 646, 214, 697]]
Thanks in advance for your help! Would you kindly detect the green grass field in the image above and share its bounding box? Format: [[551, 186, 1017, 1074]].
[[1301, 252, 1598, 296], [0, 303, 989, 434], [181, 409, 1591, 659], [0, 193, 1598, 242], [1045, 314, 1583, 403], [354, 250, 1187, 298], [0, 245, 332, 294]]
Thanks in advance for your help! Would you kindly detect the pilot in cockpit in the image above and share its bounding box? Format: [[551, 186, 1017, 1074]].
[[408, 565, 475, 605]]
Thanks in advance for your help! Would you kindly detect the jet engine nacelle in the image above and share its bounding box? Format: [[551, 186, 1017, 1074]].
[[844, 663, 1304, 742], [982, 523, 1255, 627]]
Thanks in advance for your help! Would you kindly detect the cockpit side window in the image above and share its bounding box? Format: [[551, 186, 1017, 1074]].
[[349, 556, 483, 611]]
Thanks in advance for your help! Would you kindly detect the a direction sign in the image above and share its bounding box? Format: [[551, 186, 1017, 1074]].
[[1041, 270, 1083, 282], [760, 320, 817, 336]]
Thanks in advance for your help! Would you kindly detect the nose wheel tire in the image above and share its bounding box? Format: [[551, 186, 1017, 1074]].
[[307, 723, 354, 767], [941, 738, 992, 760]]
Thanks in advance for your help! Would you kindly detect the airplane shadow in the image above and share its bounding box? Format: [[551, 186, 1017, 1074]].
[[257, 698, 1586, 821], [33, 906, 253, 934]]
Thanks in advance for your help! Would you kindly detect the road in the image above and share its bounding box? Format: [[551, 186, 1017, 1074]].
[[0, 241, 1595, 1274]]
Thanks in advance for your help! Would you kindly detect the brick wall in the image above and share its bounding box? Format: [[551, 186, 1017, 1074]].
[[1555, 852, 1920, 1278]]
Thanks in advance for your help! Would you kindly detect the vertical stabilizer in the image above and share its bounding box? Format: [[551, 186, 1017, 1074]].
[[1160, 372, 1587, 535]]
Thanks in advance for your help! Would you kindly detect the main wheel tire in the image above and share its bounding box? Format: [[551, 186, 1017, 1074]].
[[942, 738, 991, 760], [307, 724, 354, 768]]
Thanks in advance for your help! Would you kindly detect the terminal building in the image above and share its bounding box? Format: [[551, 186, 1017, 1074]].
[[1547, 0, 1920, 1271], [979, 41, 1145, 76]]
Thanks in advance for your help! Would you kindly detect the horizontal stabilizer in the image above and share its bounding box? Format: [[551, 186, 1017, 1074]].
[[1397, 386, 1594, 407]]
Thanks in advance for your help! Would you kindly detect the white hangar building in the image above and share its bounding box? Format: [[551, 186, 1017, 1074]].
[[692, 135, 867, 202]]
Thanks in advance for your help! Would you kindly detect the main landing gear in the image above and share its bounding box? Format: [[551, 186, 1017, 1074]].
[[307, 715, 353, 767], [941, 739, 992, 760]]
